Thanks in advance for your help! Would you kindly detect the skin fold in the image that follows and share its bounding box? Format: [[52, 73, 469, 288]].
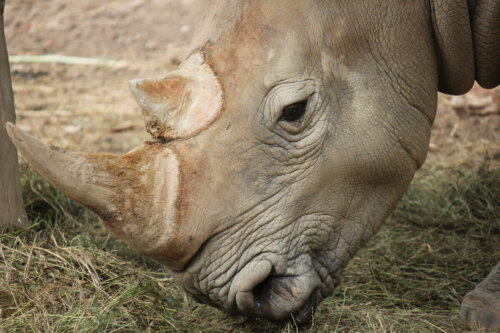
[[6, 0, 500, 326]]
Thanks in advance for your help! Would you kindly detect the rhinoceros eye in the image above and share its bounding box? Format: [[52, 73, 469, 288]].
[[279, 100, 308, 123]]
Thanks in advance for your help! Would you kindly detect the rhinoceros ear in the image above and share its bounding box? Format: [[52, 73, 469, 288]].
[[469, 0, 500, 89], [430, 0, 500, 94], [129, 52, 223, 139], [429, 0, 475, 95]]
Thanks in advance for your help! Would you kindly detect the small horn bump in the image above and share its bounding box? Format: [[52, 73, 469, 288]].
[[129, 52, 223, 140], [129, 76, 190, 139]]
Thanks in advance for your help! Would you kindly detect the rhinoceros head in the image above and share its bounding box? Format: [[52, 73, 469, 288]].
[[9, 0, 499, 323]]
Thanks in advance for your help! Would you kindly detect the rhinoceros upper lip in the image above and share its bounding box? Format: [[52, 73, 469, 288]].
[[230, 256, 322, 322], [250, 273, 321, 321]]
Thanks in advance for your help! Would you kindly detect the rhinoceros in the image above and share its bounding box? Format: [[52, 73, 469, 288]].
[[5, 0, 500, 328]]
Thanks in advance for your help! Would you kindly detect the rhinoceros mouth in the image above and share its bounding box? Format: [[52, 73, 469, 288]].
[[229, 257, 323, 323], [251, 273, 322, 323]]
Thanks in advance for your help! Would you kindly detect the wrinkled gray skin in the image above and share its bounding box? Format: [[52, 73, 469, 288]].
[[172, 0, 499, 323], [170, 0, 437, 321], [6, 0, 500, 327]]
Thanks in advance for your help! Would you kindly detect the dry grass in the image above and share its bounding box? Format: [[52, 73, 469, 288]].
[[1, 163, 499, 332]]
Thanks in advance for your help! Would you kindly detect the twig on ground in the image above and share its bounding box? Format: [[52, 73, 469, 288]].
[[9, 55, 128, 68]]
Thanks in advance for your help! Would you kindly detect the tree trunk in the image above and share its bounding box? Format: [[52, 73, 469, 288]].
[[0, 1, 27, 230]]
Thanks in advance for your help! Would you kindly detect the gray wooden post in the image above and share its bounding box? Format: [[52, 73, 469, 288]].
[[0, 1, 27, 230]]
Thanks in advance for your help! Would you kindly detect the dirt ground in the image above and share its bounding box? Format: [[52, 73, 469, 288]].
[[6, 0, 204, 154]]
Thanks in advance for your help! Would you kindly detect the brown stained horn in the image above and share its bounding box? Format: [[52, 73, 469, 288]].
[[5, 122, 184, 269]]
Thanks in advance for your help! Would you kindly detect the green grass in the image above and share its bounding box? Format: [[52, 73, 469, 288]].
[[1, 164, 499, 332]]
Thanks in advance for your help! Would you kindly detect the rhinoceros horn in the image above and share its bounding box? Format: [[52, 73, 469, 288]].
[[129, 52, 222, 140], [6, 122, 183, 268], [5, 52, 222, 271]]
